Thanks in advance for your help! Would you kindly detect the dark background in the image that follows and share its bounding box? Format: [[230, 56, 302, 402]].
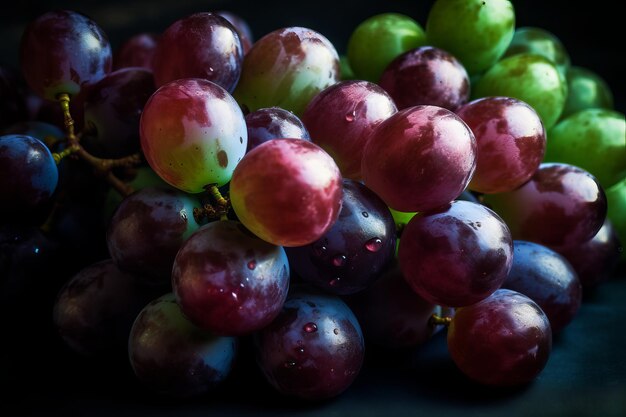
[[1, 1, 625, 416]]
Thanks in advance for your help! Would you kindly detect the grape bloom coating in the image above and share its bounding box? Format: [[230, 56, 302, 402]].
[[139, 78, 247, 193]]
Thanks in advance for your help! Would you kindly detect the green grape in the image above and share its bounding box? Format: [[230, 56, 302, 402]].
[[561, 66, 614, 119], [545, 109, 625, 189], [389, 207, 417, 228], [347, 13, 426, 83], [472, 53, 567, 129], [426, 0, 515, 75], [502, 27, 570, 77], [606, 179, 626, 262], [339, 55, 355, 81]]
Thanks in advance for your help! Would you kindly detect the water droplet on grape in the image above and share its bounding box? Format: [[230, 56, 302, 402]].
[[332, 254, 346, 267], [208, 67, 214, 72], [345, 110, 356, 122], [364, 237, 383, 252], [303, 322, 318, 333], [329, 277, 341, 286], [247, 260, 256, 270], [361, 211, 369, 217], [283, 361, 296, 368], [333, 328, 339, 335]]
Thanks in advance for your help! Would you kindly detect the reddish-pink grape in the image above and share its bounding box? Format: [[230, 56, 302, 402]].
[[448, 289, 552, 386], [302, 80, 397, 180], [245, 107, 310, 152], [114, 33, 159, 70], [456, 96, 546, 194], [230, 139, 343, 247], [216, 10, 253, 54], [398, 200, 513, 307], [378, 46, 470, 111], [361, 105, 476, 212], [152, 13, 243, 92]]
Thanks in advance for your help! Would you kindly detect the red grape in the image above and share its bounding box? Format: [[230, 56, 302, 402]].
[[113, 33, 159, 70], [245, 107, 310, 153]]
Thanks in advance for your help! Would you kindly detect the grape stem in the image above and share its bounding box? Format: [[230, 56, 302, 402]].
[[193, 185, 231, 223], [429, 314, 452, 327], [51, 93, 142, 197]]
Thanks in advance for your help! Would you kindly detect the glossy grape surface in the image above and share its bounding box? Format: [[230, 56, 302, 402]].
[[545, 109, 625, 188], [20, 10, 112, 99], [245, 107, 310, 153], [286, 179, 396, 295], [230, 139, 343, 247], [606, 179, 626, 261], [379, 46, 470, 111], [561, 66, 614, 119], [233, 27, 339, 116], [140, 78, 247, 193], [82, 68, 155, 158], [254, 287, 364, 400], [503, 26, 570, 76], [129, 293, 237, 397], [107, 186, 201, 285], [502, 241, 581, 333], [483, 163, 607, 250], [172, 220, 290, 335], [456, 96, 546, 194], [302, 80, 397, 179], [426, 0, 515, 75], [152, 13, 243, 92], [399, 200, 513, 307], [361, 105, 476, 212], [114, 33, 159, 70], [448, 289, 552, 386], [216, 10, 253, 54], [473, 53, 567, 129], [347, 13, 426, 83]]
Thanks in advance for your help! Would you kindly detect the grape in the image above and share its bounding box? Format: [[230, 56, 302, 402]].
[[361, 105, 476, 212], [82, 68, 156, 158], [561, 66, 614, 119], [20, 10, 112, 100], [502, 26, 570, 76], [113, 33, 159, 70], [215, 10, 253, 54], [502, 241, 582, 333], [557, 220, 622, 288], [302, 80, 397, 180], [339, 55, 355, 81], [233, 27, 339, 116], [346, 13, 426, 83], [230, 139, 342, 247], [245, 107, 310, 153], [128, 293, 238, 397], [456, 96, 546, 194], [378, 46, 470, 111], [53, 259, 156, 356], [152, 13, 243, 92], [172, 220, 290, 335], [254, 286, 364, 400], [483, 163, 607, 250], [448, 289, 552, 386], [472, 53, 567, 129], [398, 200, 513, 307], [426, 0, 515, 75], [107, 186, 201, 286], [3, 121, 65, 145], [139, 78, 247, 193], [544, 109, 625, 188], [346, 263, 442, 349], [286, 179, 396, 295], [0, 134, 58, 216], [606, 179, 626, 261]]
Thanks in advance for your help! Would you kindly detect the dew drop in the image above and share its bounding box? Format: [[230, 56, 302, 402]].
[[303, 322, 318, 333], [329, 277, 341, 287], [332, 254, 346, 267], [333, 328, 339, 335], [345, 110, 356, 122], [283, 361, 296, 368], [247, 260, 256, 270], [361, 211, 369, 217], [365, 237, 383, 252]]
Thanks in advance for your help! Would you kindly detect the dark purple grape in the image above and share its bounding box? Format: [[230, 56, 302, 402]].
[[398, 200, 513, 307], [502, 241, 582, 333], [53, 259, 157, 356], [483, 163, 607, 250], [556, 219, 622, 288], [172, 220, 290, 335], [152, 13, 243, 92], [81, 67, 155, 158], [1, 64, 29, 129], [379, 46, 470, 111], [129, 293, 238, 397], [114, 33, 159, 70], [302, 80, 397, 180], [107, 186, 201, 286], [448, 289, 552, 386], [254, 287, 364, 400], [215, 11, 253, 54], [0, 134, 58, 216], [346, 263, 442, 349], [245, 107, 310, 153], [286, 179, 396, 295], [20, 10, 112, 100]]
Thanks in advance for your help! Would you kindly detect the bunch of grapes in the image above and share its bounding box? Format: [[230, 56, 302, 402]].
[[1, 0, 624, 408]]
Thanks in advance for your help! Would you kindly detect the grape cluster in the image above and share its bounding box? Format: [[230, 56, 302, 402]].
[[1, 0, 624, 406]]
